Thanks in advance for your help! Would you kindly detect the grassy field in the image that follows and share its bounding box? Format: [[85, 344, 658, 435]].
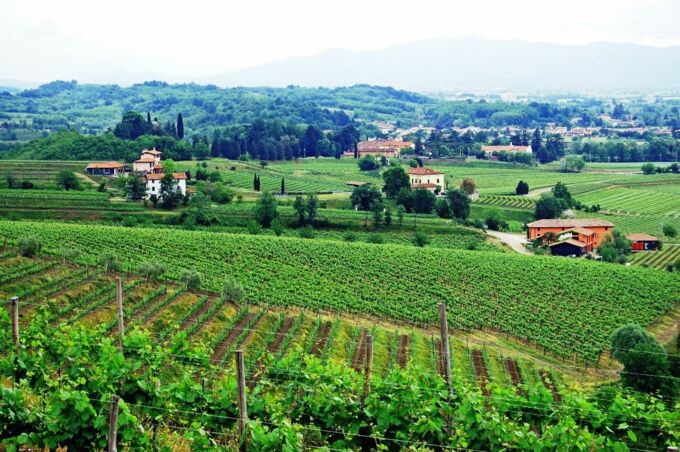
[[2, 220, 678, 363]]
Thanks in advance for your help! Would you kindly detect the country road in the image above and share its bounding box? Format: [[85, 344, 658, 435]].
[[485, 230, 531, 255]]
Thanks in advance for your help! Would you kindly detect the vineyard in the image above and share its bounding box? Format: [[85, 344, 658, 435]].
[[0, 160, 91, 189], [630, 244, 680, 270], [1, 250, 679, 449], [575, 186, 680, 217], [0, 189, 143, 211], [1, 220, 678, 364], [475, 194, 537, 209]]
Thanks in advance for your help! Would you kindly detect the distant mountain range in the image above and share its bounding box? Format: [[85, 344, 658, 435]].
[[200, 37, 680, 93]]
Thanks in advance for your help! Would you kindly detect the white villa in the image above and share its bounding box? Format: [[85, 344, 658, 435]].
[[132, 148, 187, 198], [407, 167, 445, 193]]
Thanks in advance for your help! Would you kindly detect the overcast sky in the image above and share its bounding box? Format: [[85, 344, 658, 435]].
[[2, 0, 680, 84]]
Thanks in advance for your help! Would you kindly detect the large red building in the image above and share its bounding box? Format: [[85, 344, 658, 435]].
[[527, 219, 614, 249]]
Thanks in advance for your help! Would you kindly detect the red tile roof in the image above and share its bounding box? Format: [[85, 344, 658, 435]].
[[145, 172, 187, 181], [358, 140, 412, 149], [481, 145, 532, 153], [134, 158, 156, 163], [563, 227, 596, 236], [86, 162, 125, 169], [626, 233, 658, 242], [407, 167, 443, 175], [527, 219, 614, 228], [549, 239, 587, 248], [141, 148, 161, 155]]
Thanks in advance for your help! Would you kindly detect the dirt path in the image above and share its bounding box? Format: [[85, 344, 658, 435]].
[[504, 358, 525, 395], [179, 297, 216, 332], [351, 329, 368, 371], [249, 317, 295, 389], [396, 335, 410, 368], [539, 370, 561, 402], [311, 321, 332, 357], [210, 313, 255, 364], [471, 350, 490, 396], [485, 230, 530, 255]]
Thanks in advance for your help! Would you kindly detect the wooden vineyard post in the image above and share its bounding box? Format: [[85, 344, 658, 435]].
[[115, 277, 124, 353], [235, 349, 248, 451], [108, 395, 119, 452], [438, 303, 453, 398], [11, 296, 20, 356], [362, 335, 373, 404]]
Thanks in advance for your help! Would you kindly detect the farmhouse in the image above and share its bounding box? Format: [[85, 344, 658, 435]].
[[481, 145, 532, 156], [407, 167, 445, 193], [144, 172, 187, 198], [131, 148, 187, 198], [343, 139, 414, 158], [85, 161, 126, 176], [527, 219, 614, 249], [626, 233, 660, 252], [133, 148, 163, 174]]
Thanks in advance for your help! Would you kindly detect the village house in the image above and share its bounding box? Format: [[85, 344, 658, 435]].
[[626, 233, 660, 252], [343, 139, 414, 158], [133, 148, 163, 174], [527, 219, 614, 251], [481, 145, 532, 156], [85, 161, 127, 176], [407, 167, 445, 193], [131, 148, 187, 198], [144, 172, 187, 198]]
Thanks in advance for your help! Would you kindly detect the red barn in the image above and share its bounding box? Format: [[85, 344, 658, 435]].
[[626, 233, 660, 252]]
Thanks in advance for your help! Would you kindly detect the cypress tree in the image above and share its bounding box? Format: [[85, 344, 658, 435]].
[[253, 174, 258, 191], [281, 177, 285, 194], [177, 113, 185, 139], [353, 142, 359, 159], [146, 112, 152, 124]]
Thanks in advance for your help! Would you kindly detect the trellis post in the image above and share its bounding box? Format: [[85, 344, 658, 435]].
[[235, 349, 248, 451], [11, 296, 20, 355], [115, 277, 124, 352], [108, 395, 119, 452], [439, 303, 453, 397]]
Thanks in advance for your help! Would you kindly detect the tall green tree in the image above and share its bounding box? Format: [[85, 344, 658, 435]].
[[350, 184, 382, 211], [177, 113, 184, 139], [534, 194, 567, 219], [125, 174, 146, 200], [446, 189, 470, 220], [293, 196, 306, 225], [306, 193, 318, 224], [254, 192, 278, 227], [280, 177, 285, 194], [610, 324, 675, 398], [382, 167, 410, 198], [56, 170, 81, 191], [159, 174, 182, 209]]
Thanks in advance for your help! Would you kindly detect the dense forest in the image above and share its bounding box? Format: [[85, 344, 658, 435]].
[[2, 80, 680, 162]]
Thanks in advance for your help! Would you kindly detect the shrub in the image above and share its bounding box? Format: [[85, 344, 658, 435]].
[[247, 220, 262, 235], [366, 234, 384, 244], [412, 231, 429, 247], [662, 224, 677, 238], [299, 226, 316, 239], [343, 231, 357, 242], [271, 219, 285, 236], [19, 236, 43, 258], [101, 252, 121, 273], [222, 278, 245, 302], [138, 261, 165, 281], [180, 269, 201, 290]]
